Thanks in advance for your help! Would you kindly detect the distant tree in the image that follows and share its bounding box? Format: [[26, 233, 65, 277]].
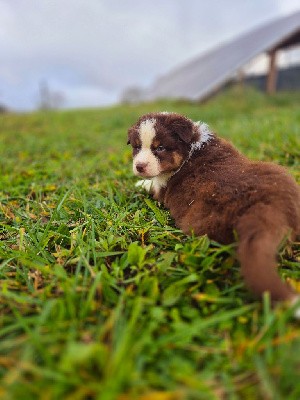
[[38, 80, 65, 110], [121, 86, 144, 104], [0, 89, 9, 113], [0, 104, 8, 113]]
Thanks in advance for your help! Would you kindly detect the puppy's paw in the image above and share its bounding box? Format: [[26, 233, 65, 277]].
[[135, 179, 153, 192]]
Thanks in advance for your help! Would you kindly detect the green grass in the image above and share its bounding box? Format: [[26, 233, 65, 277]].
[[0, 86, 300, 400]]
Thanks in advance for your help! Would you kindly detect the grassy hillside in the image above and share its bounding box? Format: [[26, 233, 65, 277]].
[[0, 87, 300, 399]]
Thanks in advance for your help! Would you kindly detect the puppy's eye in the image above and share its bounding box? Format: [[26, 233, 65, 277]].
[[156, 146, 165, 152], [133, 145, 141, 150]]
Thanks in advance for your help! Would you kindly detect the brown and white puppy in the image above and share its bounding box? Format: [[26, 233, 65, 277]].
[[127, 112, 300, 317]]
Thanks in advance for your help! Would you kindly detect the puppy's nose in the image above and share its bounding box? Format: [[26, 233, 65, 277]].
[[136, 162, 148, 173]]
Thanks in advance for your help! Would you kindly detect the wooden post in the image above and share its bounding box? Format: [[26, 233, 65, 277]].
[[237, 68, 245, 86], [266, 50, 278, 94]]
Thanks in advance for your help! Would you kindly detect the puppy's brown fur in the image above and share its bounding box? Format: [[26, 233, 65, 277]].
[[128, 112, 300, 304]]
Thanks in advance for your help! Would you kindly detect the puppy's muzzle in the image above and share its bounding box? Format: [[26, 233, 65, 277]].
[[136, 162, 148, 174]]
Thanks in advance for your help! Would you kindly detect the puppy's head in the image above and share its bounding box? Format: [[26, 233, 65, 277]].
[[127, 112, 201, 178]]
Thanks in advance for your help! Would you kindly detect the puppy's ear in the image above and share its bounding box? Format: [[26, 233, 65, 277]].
[[127, 127, 134, 145], [166, 114, 196, 143]]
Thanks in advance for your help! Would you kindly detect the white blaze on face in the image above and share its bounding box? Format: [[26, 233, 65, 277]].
[[133, 118, 161, 177]]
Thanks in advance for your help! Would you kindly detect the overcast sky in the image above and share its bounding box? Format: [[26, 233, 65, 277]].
[[0, 0, 299, 110]]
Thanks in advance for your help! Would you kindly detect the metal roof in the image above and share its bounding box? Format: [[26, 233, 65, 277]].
[[142, 11, 300, 101]]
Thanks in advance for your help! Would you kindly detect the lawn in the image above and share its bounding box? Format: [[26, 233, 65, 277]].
[[0, 87, 300, 400]]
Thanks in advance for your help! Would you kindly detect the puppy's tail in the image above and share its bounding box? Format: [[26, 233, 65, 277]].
[[236, 205, 299, 313]]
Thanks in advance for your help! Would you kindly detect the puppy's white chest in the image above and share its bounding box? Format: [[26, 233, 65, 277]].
[[152, 174, 172, 193], [136, 173, 172, 197]]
